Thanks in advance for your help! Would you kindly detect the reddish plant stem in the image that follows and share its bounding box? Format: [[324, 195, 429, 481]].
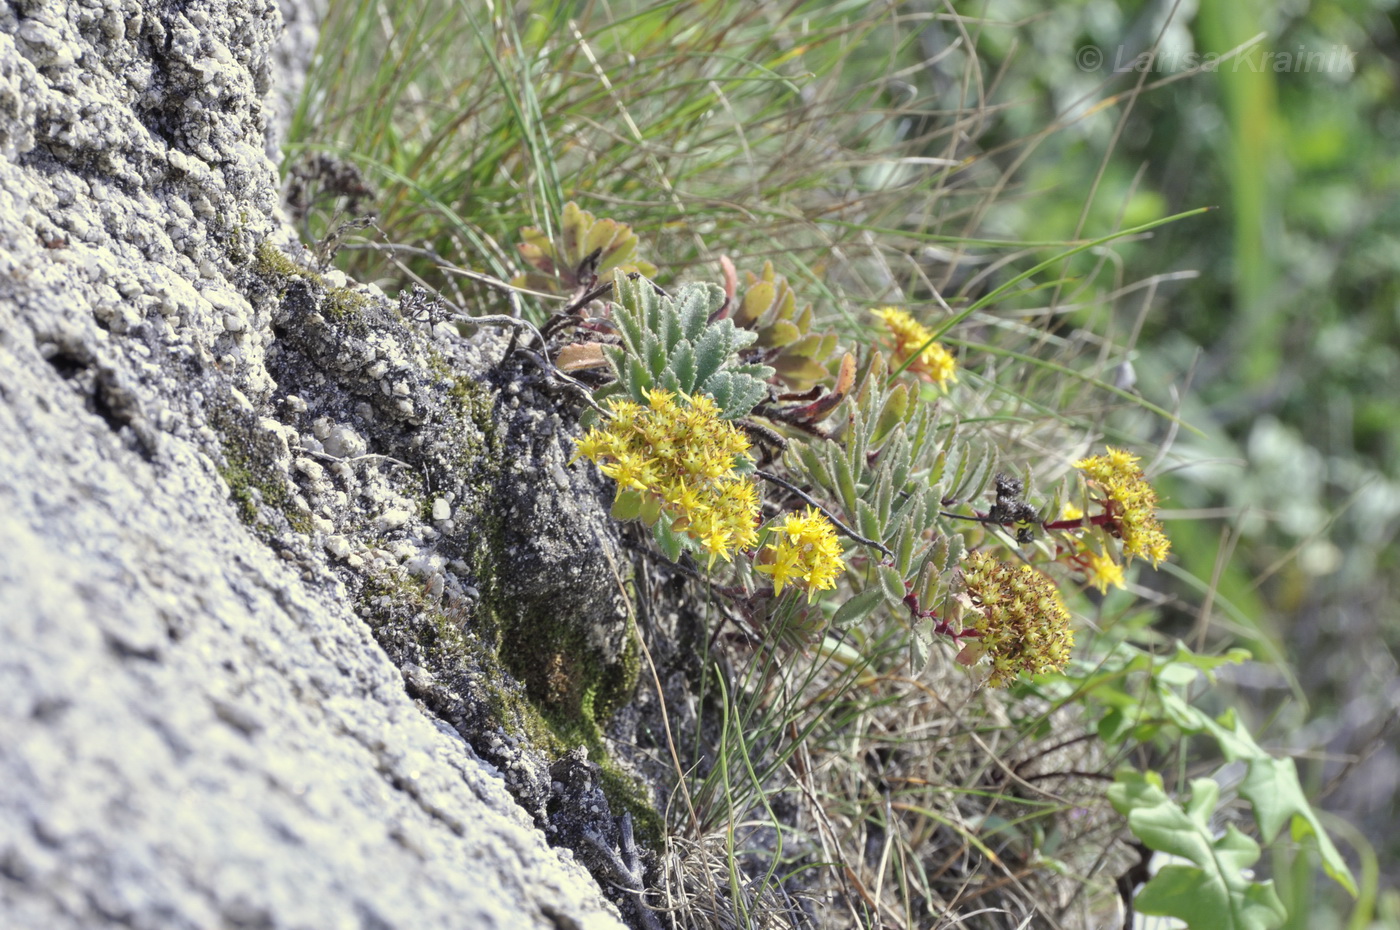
[[901, 592, 982, 643], [1041, 512, 1115, 532]]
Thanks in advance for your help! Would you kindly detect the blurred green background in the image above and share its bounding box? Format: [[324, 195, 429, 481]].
[[971, 0, 1400, 918]]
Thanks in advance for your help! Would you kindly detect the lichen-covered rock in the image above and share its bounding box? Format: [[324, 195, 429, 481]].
[[0, 1, 634, 927]]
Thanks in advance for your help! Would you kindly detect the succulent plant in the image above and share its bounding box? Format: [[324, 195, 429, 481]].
[[727, 260, 841, 393], [514, 201, 658, 295], [604, 274, 773, 420]]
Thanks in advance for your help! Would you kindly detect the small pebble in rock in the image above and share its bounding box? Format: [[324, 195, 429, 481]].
[[432, 498, 451, 521]]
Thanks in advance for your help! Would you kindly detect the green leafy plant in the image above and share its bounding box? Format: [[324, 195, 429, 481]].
[[1039, 639, 1357, 927], [569, 245, 1356, 926], [1109, 770, 1288, 930], [574, 388, 760, 567]]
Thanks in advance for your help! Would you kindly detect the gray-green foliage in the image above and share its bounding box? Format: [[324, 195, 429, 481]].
[[605, 275, 773, 419], [783, 353, 992, 660]]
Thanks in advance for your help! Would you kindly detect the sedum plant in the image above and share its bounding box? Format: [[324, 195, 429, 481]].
[[871, 306, 959, 388], [951, 550, 1074, 688], [578, 271, 847, 597], [752, 507, 845, 602], [727, 260, 842, 393]]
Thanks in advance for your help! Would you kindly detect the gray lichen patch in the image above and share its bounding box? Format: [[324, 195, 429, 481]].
[[235, 240, 659, 884]]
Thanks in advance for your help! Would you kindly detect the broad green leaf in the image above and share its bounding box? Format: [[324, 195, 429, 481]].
[[638, 493, 662, 526], [1109, 770, 1286, 930], [652, 515, 685, 563], [611, 489, 643, 521], [1202, 713, 1358, 897]]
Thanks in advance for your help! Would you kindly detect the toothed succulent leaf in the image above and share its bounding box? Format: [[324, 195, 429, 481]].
[[608, 275, 772, 419]]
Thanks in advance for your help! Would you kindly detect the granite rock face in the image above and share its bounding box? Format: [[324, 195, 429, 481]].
[[0, 2, 631, 927]]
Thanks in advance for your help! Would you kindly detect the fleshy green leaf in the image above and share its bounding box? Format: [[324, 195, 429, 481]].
[[833, 452, 858, 517], [873, 467, 893, 528], [670, 340, 697, 394], [692, 325, 730, 388], [877, 563, 906, 606], [909, 616, 934, 673], [856, 500, 881, 543], [706, 372, 735, 410], [724, 378, 767, 419], [893, 519, 918, 577], [831, 585, 885, 630], [737, 279, 775, 327], [792, 442, 834, 491]]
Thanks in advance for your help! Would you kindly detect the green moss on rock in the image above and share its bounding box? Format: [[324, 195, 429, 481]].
[[208, 402, 314, 536]]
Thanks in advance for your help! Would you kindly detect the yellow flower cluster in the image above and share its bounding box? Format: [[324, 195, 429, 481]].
[[574, 389, 760, 566], [957, 551, 1074, 688], [1073, 447, 1171, 567], [754, 507, 846, 601], [871, 307, 958, 387]]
